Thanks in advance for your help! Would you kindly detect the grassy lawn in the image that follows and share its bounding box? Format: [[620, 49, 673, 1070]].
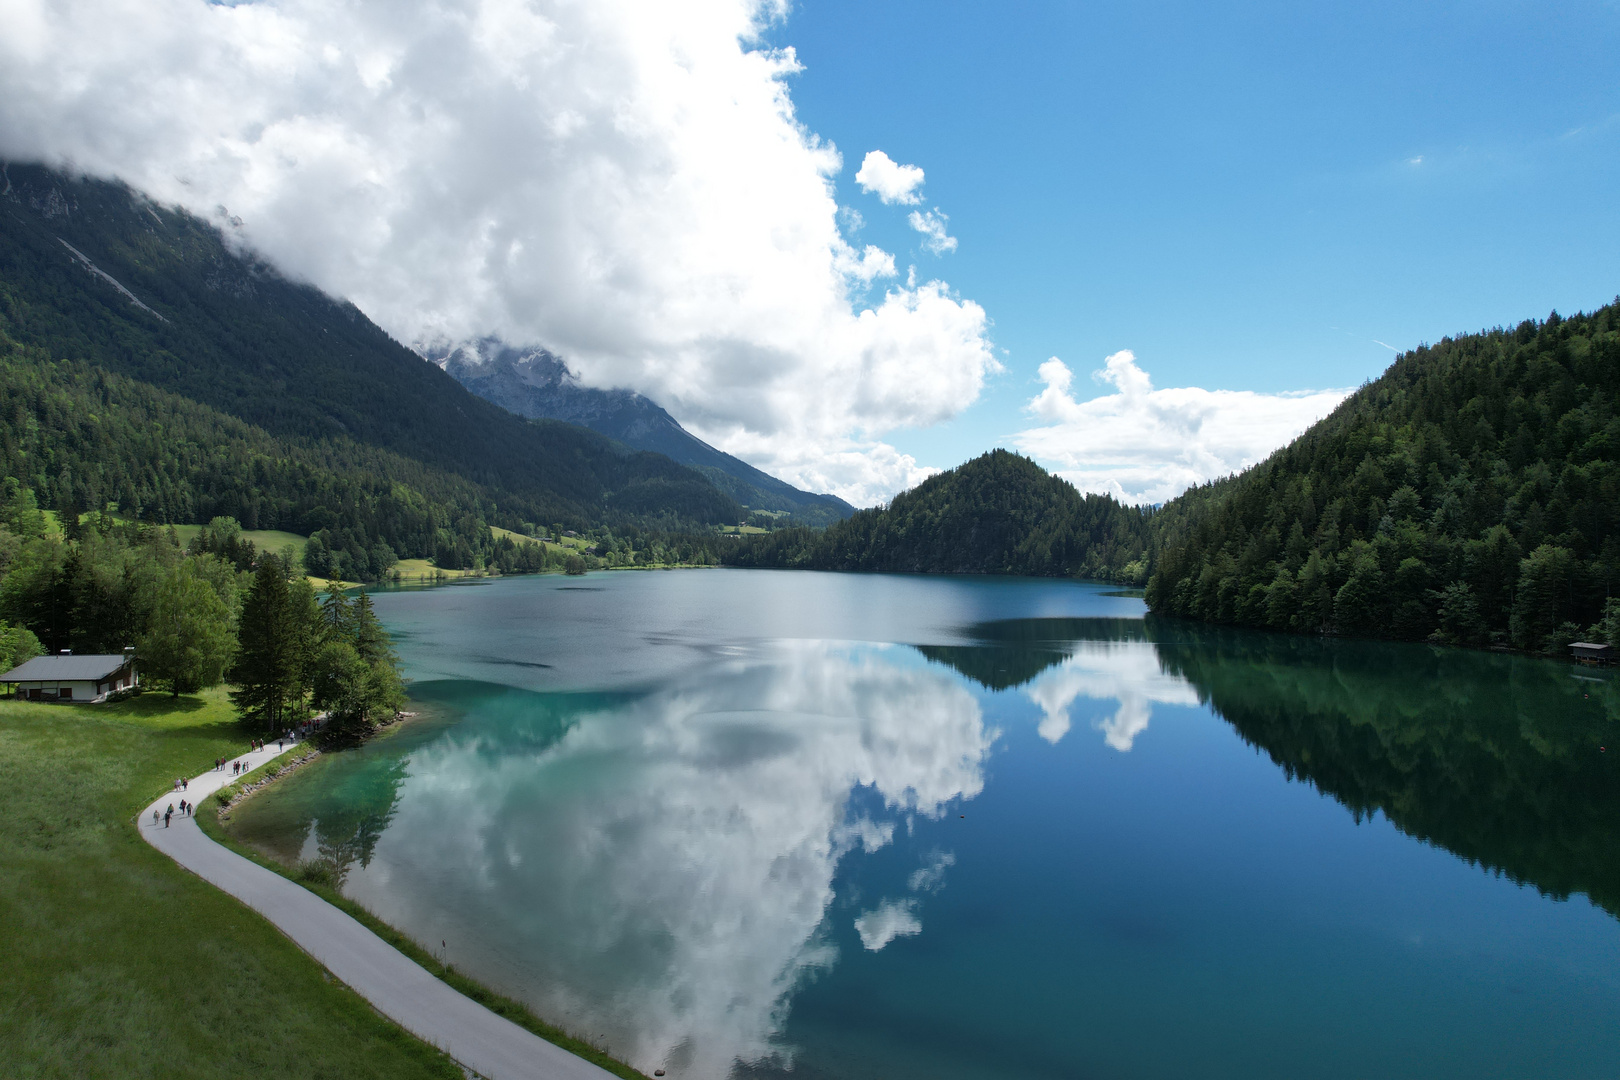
[[169, 524, 310, 559], [389, 558, 487, 584], [0, 689, 462, 1079]]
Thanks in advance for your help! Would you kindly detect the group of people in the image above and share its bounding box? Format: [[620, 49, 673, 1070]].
[[215, 738, 274, 776], [154, 800, 192, 828], [155, 725, 324, 833]]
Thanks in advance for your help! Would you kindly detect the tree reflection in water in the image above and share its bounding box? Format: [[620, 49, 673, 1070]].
[[926, 616, 1620, 919]]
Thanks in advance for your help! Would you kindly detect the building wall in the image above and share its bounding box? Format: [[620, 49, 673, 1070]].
[[13, 665, 138, 703]]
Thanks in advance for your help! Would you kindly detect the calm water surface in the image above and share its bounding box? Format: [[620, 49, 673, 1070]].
[[229, 570, 1620, 1079]]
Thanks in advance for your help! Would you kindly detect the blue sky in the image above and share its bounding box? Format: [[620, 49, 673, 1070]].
[[771, 0, 1620, 467]]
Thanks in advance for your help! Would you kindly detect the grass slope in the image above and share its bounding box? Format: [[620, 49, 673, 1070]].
[[0, 690, 462, 1079], [170, 524, 309, 558]]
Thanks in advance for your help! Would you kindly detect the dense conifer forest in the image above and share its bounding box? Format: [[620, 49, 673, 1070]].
[[724, 450, 1154, 581], [1146, 302, 1620, 652]]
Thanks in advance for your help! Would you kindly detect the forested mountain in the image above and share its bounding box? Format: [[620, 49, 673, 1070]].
[[429, 339, 854, 526], [724, 450, 1153, 579], [0, 162, 742, 551], [1145, 302, 1620, 652]]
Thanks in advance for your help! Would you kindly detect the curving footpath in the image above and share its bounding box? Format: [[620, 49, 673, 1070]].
[[139, 741, 618, 1080]]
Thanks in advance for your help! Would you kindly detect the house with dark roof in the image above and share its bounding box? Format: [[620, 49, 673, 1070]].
[[2, 651, 138, 702], [1570, 641, 1614, 665]]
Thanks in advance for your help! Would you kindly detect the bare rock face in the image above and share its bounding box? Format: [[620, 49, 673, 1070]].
[[421, 337, 853, 522]]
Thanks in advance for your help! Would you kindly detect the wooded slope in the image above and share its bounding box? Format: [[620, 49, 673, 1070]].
[[1145, 302, 1620, 651], [724, 450, 1153, 580]]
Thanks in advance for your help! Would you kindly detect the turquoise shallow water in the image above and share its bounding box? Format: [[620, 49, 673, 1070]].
[[230, 569, 1620, 1079]]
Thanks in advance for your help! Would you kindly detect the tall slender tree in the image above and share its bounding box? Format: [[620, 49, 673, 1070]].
[[229, 556, 304, 733]]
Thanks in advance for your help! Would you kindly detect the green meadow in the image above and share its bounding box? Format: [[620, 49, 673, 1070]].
[[0, 690, 462, 1079], [169, 524, 311, 560]]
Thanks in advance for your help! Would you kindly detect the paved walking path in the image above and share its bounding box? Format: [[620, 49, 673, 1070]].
[[139, 740, 620, 1080]]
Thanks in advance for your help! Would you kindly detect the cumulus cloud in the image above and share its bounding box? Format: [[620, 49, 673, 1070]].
[[854, 150, 926, 205], [907, 209, 958, 255], [0, 0, 996, 505], [1015, 351, 1351, 505]]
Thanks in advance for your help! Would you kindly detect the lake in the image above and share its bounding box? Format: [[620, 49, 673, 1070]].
[[226, 569, 1620, 1079]]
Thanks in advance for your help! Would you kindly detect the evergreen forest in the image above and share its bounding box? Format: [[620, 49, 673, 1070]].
[[724, 450, 1154, 581], [1145, 302, 1620, 653]]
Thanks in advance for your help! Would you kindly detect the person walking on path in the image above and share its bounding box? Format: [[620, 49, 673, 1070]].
[[182, 777, 188, 791], [152, 808, 159, 826], [164, 808, 172, 828]]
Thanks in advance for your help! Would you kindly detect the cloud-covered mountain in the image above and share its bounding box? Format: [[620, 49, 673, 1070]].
[[424, 340, 853, 525], [0, 162, 746, 547], [0, 0, 994, 505]]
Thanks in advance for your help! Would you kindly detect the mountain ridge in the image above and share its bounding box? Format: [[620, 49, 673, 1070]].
[[0, 161, 743, 565], [424, 339, 854, 526]]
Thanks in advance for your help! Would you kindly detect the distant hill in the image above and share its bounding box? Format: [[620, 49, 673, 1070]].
[[426, 339, 854, 527], [1146, 301, 1620, 652], [0, 163, 743, 559], [724, 449, 1153, 580]]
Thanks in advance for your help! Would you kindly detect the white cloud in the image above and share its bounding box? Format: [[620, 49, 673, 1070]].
[[854, 149, 925, 205], [1015, 350, 1351, 505], [0, 0, 997, 505], [854, 898, 923, 950], [907, 209, 958, 255]]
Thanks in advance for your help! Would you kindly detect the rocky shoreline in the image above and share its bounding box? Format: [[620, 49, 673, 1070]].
[[215, 747, 321, 820]]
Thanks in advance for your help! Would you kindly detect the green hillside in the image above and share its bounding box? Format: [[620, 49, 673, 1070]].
[[1146, 302, 1620, 651], [724, 449, 1153, 580], [0, 162, 741, 555]]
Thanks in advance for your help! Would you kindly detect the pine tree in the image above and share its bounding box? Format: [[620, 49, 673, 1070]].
[[352, 593, 388, 665], [229, 556, 305, 733]]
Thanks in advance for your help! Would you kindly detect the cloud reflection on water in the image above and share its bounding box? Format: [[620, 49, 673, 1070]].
[[1023, 641, 1200, 750], [323, 632, 1203, 1078], [345, 641, 993, 1078]]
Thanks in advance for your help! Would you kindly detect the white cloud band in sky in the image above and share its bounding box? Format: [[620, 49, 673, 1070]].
[[1015, 350, 1351, 505]]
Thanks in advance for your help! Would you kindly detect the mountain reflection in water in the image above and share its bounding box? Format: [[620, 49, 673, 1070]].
[[228, 591, 1620, 1080], [929, 616, 1620, 917]]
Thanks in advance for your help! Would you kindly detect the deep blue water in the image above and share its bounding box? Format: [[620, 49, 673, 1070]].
[[230, 570, 1620, 1079]]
